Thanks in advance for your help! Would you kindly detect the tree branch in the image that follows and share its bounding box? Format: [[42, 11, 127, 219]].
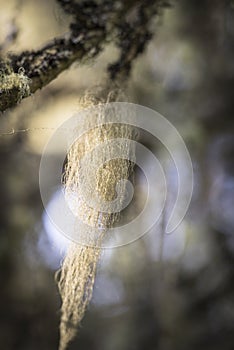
[[0, 0, 169, 113]]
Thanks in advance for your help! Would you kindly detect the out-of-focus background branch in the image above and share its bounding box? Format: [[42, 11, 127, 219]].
[[0, 0, 234, 350]]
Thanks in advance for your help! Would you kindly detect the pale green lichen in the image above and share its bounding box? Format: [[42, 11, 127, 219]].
[[0, 62, 31, 111], [0, 66, 30, 100]]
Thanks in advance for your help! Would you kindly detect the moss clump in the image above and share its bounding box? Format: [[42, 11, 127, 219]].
[[0, 61, 30, 111]]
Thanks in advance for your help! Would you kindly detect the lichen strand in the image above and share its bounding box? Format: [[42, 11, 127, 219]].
[[56, 89, 136, 350], [57, 244, 101, 350], [0, 61, 30, 111]]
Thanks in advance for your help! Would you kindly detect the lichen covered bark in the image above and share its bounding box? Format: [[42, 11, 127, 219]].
[[0, 0, 170, 113]]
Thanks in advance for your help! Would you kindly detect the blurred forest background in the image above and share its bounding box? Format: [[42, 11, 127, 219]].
[[0, 0, 234, 349]]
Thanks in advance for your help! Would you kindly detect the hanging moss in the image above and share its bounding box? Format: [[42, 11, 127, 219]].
[[56, 88, 136, 350]]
